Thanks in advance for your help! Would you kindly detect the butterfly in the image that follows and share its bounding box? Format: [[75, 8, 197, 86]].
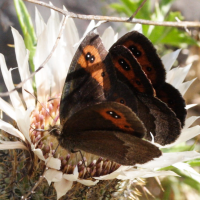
[[109, 31, 186, 128], [108, 31, 186, 145], [52, 30, 186, 166]]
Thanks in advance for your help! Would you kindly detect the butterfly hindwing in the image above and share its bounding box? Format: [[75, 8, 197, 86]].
[[156, 82, 187, 127], [135, 97, 156, 138], [62, 102, 145, 137], [65, 130, 161, 165], [137, 93, 181, 145], [58, 102, 161, 165]]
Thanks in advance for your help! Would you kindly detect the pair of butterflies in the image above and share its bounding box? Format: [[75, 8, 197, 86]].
[[52, 30, 186, 166]]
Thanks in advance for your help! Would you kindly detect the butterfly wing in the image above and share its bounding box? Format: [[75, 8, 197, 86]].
[[110, 31, 166, 88], [137, 93, 181, 145], [57, 102, 161, 165], [109, 45, 155, 96], [109, 45, 181, 145], [136, 97, 156, 137], [64, 131, 161, 165], [156, 82, 186, 127], [110, 31, 186, 128], [60, 31, 116, 124], [107, 80, 138, 113], [63, 101, 145, 137]]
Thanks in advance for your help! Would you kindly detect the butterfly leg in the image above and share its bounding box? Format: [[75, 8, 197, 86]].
[[71, 149, 92, 178]]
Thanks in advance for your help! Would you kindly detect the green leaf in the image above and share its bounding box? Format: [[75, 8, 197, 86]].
[[152, 2, 164, 22], [129, 0, 151, 20], [14, 0, 37, 71], [24, 32, 35, 69], [160, 165, 200, 191], [160, 28, 198, 48], [159, 0, 176, 16], [119, 0, 137, 13], [109, 1, 198, 48], [161, 144, 194, 153], [110, 0, 151, 20], [109, 0, 151, 34], [110, 3, 131, 16], [187, 158, 200, 167], [147, 11, 198, 47]]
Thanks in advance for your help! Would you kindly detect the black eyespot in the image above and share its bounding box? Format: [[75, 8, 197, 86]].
[[168, 99, 174, 105], [106, 110, 121, 119], [90, 56, 95, 63], [101, 72, 106, 77], [85, 52, 95, 63], [136, 80, 141, 85], [129, 45, 141, 57], [85, 52, 91, 60], [118, 59, 130, 71], [120, 99, 124, 104], [146, 67, 152, 72]]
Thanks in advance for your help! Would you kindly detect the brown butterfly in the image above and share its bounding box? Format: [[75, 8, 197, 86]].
[[110, 31, 186, 128], [109, 31, 186, 145], [52, 31, 162, 166]]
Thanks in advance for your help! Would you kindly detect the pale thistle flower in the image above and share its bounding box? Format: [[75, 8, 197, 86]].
[[0, 7, 200, 200]]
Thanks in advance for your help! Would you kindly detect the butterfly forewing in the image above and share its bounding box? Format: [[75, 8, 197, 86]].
[[111, 31, 186, 129], [60, 32, 116, 124], [107, 80, 138, 113], [110, 31, 166, 88], [109, 35, 183, 145], [109, 45, 155, 96]]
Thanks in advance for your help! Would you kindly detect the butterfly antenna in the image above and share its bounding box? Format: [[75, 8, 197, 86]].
[[30, 125, 47, 132], [24, 89, 56, 122], [48, 126, 61, 154], [49, 127, 60, 134], [48, 97, 60, 102], [54, 143, 60, 154]]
